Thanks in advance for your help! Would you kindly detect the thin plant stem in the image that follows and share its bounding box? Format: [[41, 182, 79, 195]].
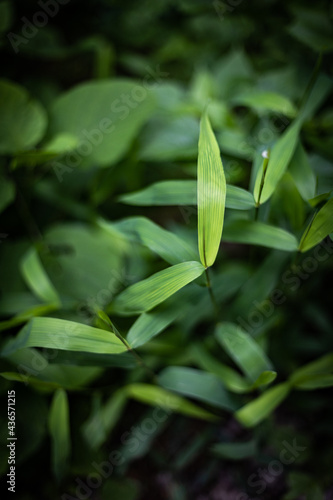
[[205, 267, 219, 319], [100, 315, 157, 382]]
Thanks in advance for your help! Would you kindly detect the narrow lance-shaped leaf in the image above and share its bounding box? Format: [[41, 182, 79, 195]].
[[112, 261, 205, 316], [289, 352, 333, 389], [288, 142, 316, 201], [197, 110, 226, 267], [48, 389, 71, 482], [222, 219, 299, 252], [215, 323, 274, 382], [158, 366, 240, 411], [125, 383, 218, 421], [119, 180, 254, 211], [114, 216, 199, 265], [235, 382, 291, 427], [254, 119, 301, 205], [20, 248, 61, 306], [1, 317, 127, 355], [127, 307, 181, 348], [299, 198, 333, 252]]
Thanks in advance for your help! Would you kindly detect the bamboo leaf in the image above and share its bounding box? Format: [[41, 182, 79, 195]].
[[255, 119, 301, 205], [289, 353, 333, 387], [125, 383, 218, 421], [190, 343, 251, 393], [158, 366, 240, 411], [114, 216, 199, 265], [222, 219, 299, 251], [127, 307, 181, 348], [215, 323, 273, 382], [211, 439, 257, 460], [299, 198, 333, 252], [119, 180, 254, 210], [20, 248, 61, 305], [288, 142, 316, 200], [197, 111, 226, 267], [2, 317, 127, 355], [232, 90, 297, 116], [112, 261, 205, 316], [235, 382, 291, 427], [48, 389, 71, 481]]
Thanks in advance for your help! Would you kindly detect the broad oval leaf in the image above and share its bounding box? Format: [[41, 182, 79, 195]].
[[222, 219, 299, 251], [49, 79, 155, 167], [299, 198, 333, 252], [112, 261, 205, 316], [2, 317, 127, 355], [197, 111, 226, 267], [0, 79, 47, 154], [125, 383, 217, 421]]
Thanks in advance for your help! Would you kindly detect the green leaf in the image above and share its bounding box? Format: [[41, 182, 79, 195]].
[[215, 323, 273, 382], [222, 219, 299, 251], [119, 180, 254, 210], [2, 317, 127, 355], [251, 371, 277, 390], [211, 439, 257, 460], [140, 116, 199, 161], [49, 79, 155, 167], [127, 307, 181, 348], [190, 343, 251, 393], [288, 142, 316, 200], [197, 110, 226, 267], [2, 346, 102, 389], [43, 223, 124, 304], [48, 389, 71, 481], [254, 119, 301, 205], [158, 366, 239, 411], [112, 261, 205, 316], [0, 302, 60, 332], [114, 216, 199, 265], [290, 352, 333, 388], [82, 390, 127, 449], [292, 374, 333, 390], [232, 91, 297, 116], [235, 382, 291, 427], [0, 176, 15, 214], [20, 248, 61, 305], [0, 79, 47, 154], [299, 198, 333, 252], [288, 8, 333, 53], [125, 384, 218, 421]]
